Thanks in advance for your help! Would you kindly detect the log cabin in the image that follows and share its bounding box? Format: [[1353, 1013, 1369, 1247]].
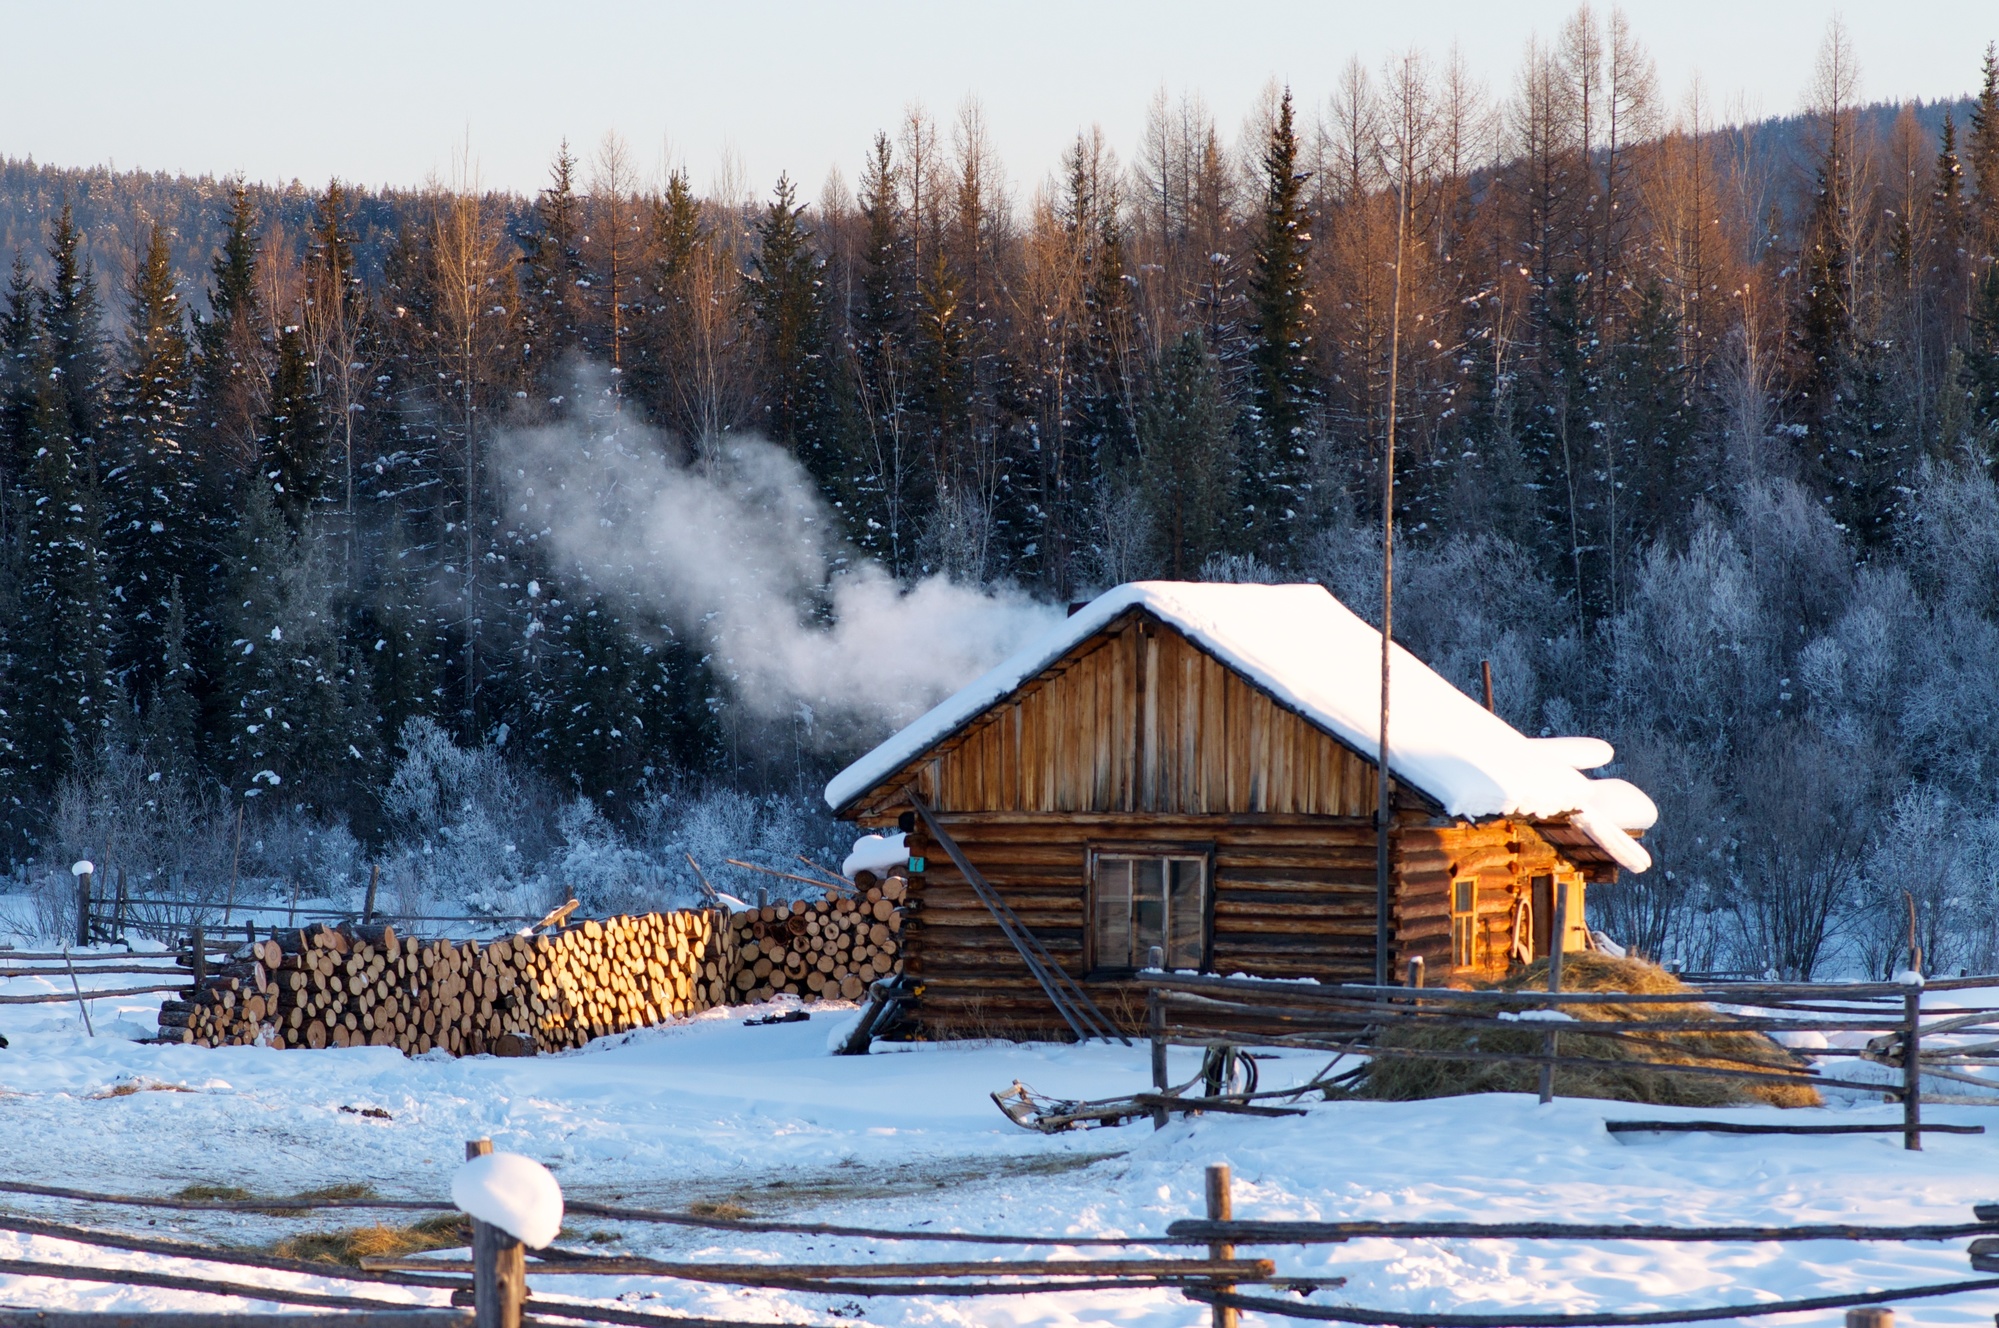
[[825, 582, 1657, 1040]]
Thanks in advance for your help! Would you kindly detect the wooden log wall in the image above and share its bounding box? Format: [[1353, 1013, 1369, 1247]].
[[1393, 820, 1581, 980], [899, 812, 1399, 1041], [157, 885, 905, 1055]]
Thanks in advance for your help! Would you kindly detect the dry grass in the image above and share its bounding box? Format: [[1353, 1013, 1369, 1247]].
[[175, 1181, 382, 1218], [273, 1213, 469, 1265], [1357, 953, 1822, 1109], [176, 1184, 252, 1202], [687, 1199, 756, 1220], [92, 1079, 194, 1099]]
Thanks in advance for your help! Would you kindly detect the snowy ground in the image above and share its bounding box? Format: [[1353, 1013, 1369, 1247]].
[[6, 934, 1999, 1325]]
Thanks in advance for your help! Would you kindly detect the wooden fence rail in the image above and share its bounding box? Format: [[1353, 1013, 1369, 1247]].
[[1139, 971, 1999, 1150], [5, 1156, 1999, 1327]]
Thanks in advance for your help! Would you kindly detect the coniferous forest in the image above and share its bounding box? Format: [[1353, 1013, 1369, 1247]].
[[6, 13, 1999, 976]]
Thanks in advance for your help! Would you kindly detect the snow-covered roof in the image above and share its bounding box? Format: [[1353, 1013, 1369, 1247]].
[[825, 582, 1656, 873]]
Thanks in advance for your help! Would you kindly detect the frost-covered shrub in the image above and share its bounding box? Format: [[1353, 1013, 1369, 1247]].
[[632, 786, 848, 907], [378, 718, 555, 919]]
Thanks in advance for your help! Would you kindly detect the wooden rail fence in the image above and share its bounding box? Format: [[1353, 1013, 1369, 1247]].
[[1138, 971, 1999, 1149], [5, 1156, 1999, 1327]]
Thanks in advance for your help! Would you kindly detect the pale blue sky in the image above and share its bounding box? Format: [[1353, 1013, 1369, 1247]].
[[2, 2, 1993, 198]]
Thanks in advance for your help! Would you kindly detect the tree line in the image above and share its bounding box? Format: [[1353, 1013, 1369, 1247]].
[[4, 12, 1999, 972]]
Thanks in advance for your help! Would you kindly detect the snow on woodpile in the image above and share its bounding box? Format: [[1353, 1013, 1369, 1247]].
[[825, 582, 1657, 872], [842, 830, 908, 879]]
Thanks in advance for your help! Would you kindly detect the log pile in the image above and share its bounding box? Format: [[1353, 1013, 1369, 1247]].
[[729, 874, 906, 1003], [158, 889, 903, 1055]]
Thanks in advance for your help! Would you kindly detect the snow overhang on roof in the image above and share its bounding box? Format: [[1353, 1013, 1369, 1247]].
[[824, 582, 1657, 873]]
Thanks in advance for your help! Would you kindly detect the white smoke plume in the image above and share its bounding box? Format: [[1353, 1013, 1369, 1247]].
[[497, 409, 1062, 741]]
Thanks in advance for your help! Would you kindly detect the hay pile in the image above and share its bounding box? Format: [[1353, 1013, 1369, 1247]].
[[1357, 953, 1820, 1108]]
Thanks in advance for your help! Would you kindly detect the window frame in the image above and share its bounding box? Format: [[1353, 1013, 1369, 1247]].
[[1450, 877, 1477, 970], [1084, 841, 1215, 976]]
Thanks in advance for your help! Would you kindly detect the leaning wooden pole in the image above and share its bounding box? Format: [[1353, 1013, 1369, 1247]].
[[1375, 144, 1410, 988]]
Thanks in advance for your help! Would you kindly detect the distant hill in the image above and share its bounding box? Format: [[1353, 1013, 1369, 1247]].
[[0, 96, 1978, 324]]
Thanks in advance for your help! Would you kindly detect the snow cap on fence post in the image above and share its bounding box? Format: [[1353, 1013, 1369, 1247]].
[[452, 1150, 564, 1248]]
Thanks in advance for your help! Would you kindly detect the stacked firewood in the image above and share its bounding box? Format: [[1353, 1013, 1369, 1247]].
[[730, 875, 905, 1003], [159, 891, 901, 1055]]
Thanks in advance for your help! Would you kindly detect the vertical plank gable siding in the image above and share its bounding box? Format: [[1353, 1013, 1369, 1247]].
[[845, 612, 1595, 1038], [900, 615, 1381, 819]]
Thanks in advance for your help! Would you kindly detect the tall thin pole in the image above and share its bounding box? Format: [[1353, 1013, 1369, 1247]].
[[1375, 138, 1411, 987]]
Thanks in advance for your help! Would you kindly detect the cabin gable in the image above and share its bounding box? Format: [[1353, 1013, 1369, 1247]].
[[843, 609, 1395, 822]]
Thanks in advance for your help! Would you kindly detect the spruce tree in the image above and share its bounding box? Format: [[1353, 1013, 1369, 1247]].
[[626, 168, 701, 427], [517, 143, 586, 402], [1792, 130, 1854, 433], [42, 203, 105, 452], [1963, 266, 1999, 460], [1075, 199, 1138, 483], [848, 133, 919, 571], [108, 223, 196, 700], [194, 181, 264, 466], [143, 581, 199, 773], [0, 252, 37, 481], [1136, 331, 1237, 577], [11, 366, 112, 806], [746, 175, 845, 492], [1969, 43, 1999, 257], [1244, 89, 1315, 563], [263, 322, 327, 530], [1608, 282, 1699, 573]]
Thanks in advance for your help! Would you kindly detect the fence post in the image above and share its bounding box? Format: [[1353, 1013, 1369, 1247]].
[[466, 1138, 525, 1328], [363, 863, 380, 925], [1406, 956, 1424, 990], [114, 867, 128, 938], [73, 865, 93, 948], [1903, 985, 1923, 1152], [1538, 882, 1569, 1104], [1845, 1309, 1893, 1328], [190, 924, 206, 987], [1149, 982, 1169, 1131], [1206, 1163, 1238, 1328]]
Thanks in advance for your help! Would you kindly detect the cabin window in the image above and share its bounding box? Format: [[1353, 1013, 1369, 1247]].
[[1091, 854, 1207, 971], [1451, 879, 1476, 969]]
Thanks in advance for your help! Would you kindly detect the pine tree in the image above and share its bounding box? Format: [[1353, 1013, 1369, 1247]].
[[1136, 331, 1236, 577], [1244, 89, 1315, 563], [108, 223, 196, 700], [746, 175, 845, 492], [263, 322, 327, 530]]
